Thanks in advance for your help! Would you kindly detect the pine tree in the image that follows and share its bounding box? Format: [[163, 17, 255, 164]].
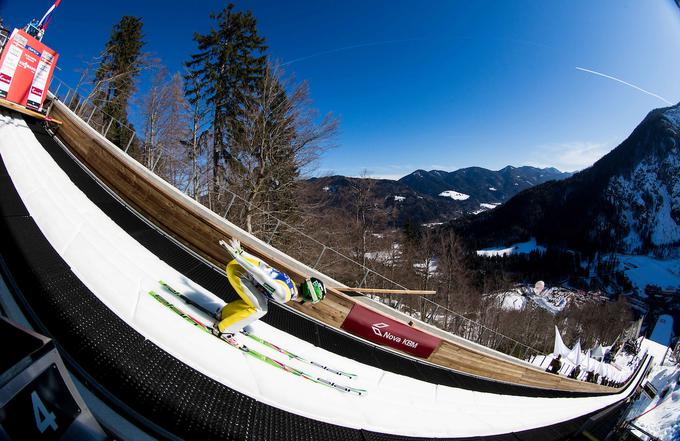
[[185, 4, 267, 207], [93, 16, 145, 151]]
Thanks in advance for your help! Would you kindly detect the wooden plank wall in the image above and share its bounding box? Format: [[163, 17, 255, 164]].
[[49, 102, 616, 394]]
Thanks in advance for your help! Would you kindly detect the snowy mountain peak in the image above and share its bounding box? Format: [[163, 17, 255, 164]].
[[399, 166, 570, 207], [663, 103, 680, 128]]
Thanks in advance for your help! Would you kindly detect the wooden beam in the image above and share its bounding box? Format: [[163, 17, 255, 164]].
[[0, 98, 63, 125], [334, 287, 436, 295]]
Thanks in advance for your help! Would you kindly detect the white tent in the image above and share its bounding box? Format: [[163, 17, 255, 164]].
[[553, 326, 571, 358], [580, 349, 595, 375], [567, 340, 583, 365], [591, 343, 605, 360], [601, 363, 611, 380]]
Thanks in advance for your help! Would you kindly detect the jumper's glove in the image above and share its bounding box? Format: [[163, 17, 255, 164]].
[[219, 238, 244, 258], [229, 238, 244, 255]]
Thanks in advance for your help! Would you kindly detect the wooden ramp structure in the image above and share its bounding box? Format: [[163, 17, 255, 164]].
[[46, 97, 619, 395]]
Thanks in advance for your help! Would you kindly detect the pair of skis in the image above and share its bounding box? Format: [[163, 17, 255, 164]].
[[150, 281, 365, 396], [158, 281, 355, 379]]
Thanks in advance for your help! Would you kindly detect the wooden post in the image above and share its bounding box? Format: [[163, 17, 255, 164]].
[[103, 119, 114, 137], [124, 133, 135, 153], [267, 219, 280, 244], [86, 106, 96, 124], [313, 246, 326, 269], [223, 193, 236, 218], [358, 269, 370, 288]]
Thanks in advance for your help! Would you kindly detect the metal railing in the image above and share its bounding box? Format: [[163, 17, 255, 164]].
[[46, 77, 546, 362]]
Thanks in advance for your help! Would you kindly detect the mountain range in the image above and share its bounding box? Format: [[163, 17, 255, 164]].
[[302, 166, 570, 226], [399, 166, 571, 206]]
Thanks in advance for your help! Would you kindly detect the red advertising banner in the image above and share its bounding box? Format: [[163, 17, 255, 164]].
[[340, 304, 441, 358], [0, 29, 58, 111]]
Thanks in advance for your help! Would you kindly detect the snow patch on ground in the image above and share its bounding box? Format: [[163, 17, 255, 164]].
[[499, 291, 527, 310], [529, 288, 570, 314], [616, 254, 680, 293], [365, 243, 401, 264], [494, 285, 605, 314], [479, 203, 500, 210], [322, 186, 330, 192], [422, 222, 444, 228], [477, 238, 546, 257], [651, 186, 680, 245], [488, 187, 497, 191], [471, 203, 502, 215], [649, 315, 674, 347], [393, 195, 405, 202], [413, 259, 438, 274], [439, 190, 470, 201]]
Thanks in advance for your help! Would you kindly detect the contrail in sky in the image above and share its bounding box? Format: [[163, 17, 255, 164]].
[[575, 67, 672, 105], [282, 38, 426, 66], [282, 36, 550, 67]]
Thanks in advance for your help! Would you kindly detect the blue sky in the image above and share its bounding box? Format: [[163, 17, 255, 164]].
[[2, 1, 680, 178]]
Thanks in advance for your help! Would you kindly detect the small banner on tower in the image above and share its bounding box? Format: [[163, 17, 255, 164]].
[[341, 304, 441, 358], [0, 29, 58, 111]]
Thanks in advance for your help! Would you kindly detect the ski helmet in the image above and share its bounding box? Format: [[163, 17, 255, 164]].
[[301, 278, 326, 304]]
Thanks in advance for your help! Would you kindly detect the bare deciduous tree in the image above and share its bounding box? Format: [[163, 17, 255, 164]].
[[225, 63, 338, 235], [183, 70, 210, 201], [139, 69, 190, 187], [348, 170, 387, 268]]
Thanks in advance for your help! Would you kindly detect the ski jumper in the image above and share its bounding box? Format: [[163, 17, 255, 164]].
[[216, 242, 297, 334]]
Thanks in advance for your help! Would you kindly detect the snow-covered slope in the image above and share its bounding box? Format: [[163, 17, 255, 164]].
[[400, 166, 570, 203], [649, 315, 674, 347], [616, 254, 680, 293], [495, 284, 607, 315], [439, 190, 470, 200], [606, 106, 680, 252], [477, 238, 546, 257]]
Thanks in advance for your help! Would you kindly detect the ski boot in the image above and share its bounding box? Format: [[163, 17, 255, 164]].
[[210, 324, 222, 337], [211, 324, 240, 346]]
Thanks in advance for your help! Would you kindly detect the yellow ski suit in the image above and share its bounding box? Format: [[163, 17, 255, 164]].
[[215, 242, 297, 334]]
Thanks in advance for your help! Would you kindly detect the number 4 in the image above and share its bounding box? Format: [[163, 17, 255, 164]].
[[31, 391, 58, 433]]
